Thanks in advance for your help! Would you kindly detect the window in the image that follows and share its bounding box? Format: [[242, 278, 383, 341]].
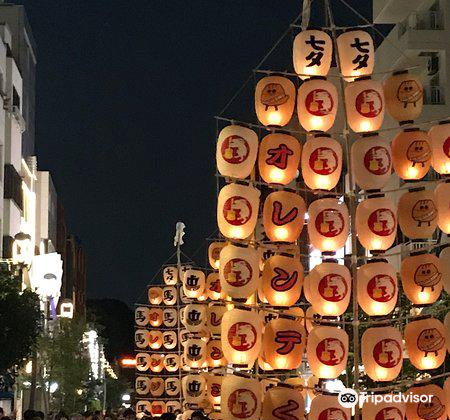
[[12, 86, 20, 109]]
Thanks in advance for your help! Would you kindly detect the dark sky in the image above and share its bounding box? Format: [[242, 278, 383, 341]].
[[14, 0, 371, 304]]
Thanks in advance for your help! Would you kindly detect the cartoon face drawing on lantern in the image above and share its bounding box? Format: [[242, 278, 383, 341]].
[[414, 263, 442, 291], [261, 83, 290, 111], [373, 339, 402, 369], [407, 141, 432, 168], [397, 80, 423, 108], [411, 200, 437, 227], [417, 328, 445, 357], [416, 396, 446, 420], [356, 89, 383, 118]]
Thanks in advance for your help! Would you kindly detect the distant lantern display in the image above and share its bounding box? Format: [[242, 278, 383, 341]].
[[401, 253, 442, 305], [149, 377, 164, 398], [306, 261, 351, 316], [337, 30, 374, 81], [184, 304, 207, 333], [345, 77, 384, 133], [309, 394, 351, 420], [166, 402, 181, 415], [221, 375, 262, 420], [148, 308, 163, 327], [362, 397, 406, 420], [263, 317, 307, 370], [398, 189, 437, 239], [392, 129, 432, 180], [149, 354, 164, 373], [206, 374, 223, 406], [216, 125, 258, 179], [357, 260, 398, 316], [361, 327, 403, 381], [163, 266, 178, 285], [148, 287, 163, 305], [293, 29, 332, 79], [182, 268, 206, 299], [208, 242, 226, 269], [136, 353, 151, 372], [217, 183, 260, 240], [135, 376, 151, 396], [163, 308, 178, 328], [206, 272, 225, 301], [301, 134, 342, 190], [163, 331, 177, 350], [221, 308, 263, 367], [405, 385, 447, 420], [135, 329, 149, 349], [307, 326, 349, 379], [441, 247, 450, 295], [384, 71, 423, 123], [184, 337, 207, 369], [255, 76, 296, 127], [207, 304, 227, 335], [219, 243, 259, 299], [163, 286, 177, 306], [261, 254, 304, 307], [135, 306, 150, 326], [164, 354, 180, 372], [307, 198, 349, 252], [182, 374, 207, 405], [206, 339, 227, 368], [263, 190, 306, 242], [297, 77, 338, 132], [405, 317, 447, 370], [435, 182, 450, 233], [351, 134, 392, 190], [258, 133, 301, 185], [165, 377, 181, 397], [261, 385, 305, 420], [148, 330, 163, 350], [430, 121, 450, 174], [355, 195, 397, 251]]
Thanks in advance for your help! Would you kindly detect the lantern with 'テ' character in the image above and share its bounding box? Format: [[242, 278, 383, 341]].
[[261, 384, 305, 420], [309, 394, 351, 420], [430, 121, 450, 175], [221, 375, 262, 420], [405, 385, 447, 420]]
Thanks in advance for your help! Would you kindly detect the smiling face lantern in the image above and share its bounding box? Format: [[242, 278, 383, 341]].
[[430, 121, 450, 175], [405, 385, 447, 420], [221, 375, 262, 420]]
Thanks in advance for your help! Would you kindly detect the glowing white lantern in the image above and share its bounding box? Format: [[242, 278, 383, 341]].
[[221, 375, 262, 420], [435, 182, 450, 234], [309, 394, 351, 420], [182, 269, 206, 299], [430, 121, 450, 175], [163, 266, 178, 285]]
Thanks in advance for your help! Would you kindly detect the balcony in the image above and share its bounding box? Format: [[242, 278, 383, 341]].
[[399, 11, 444, 38], [423, 85, 445, 105]]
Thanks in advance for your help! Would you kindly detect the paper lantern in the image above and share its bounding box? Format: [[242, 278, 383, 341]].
[[163, 308, 178, 328], [217, 183, 260, 240], [435, 182, 450, 233], [163, 330, 177, 350], [166, 401, 181, 414], [261, 385, 305, 420], [306, 261, 351, 316], [216, 125, 258, 179], [362, 396, 406, 420], [164, 354, 180, 372], [206, 338, 227, 368], [149, 354, 164, 373], [284, 377, 307, 400], [135, 329, 150, 349], [293, 29, 332, 79], [207, 304, 227, 335], [263, 191, 306, 242], [206, 374, 223, 406], [337, 30, 374, 81], [444, 378, 450, 419], [308, 198, 349, 252], [351, 134, 392, 190], [401, 253, 442, 305], [221, 309, 263, 367], [182, 374, 207, 405], [148, 330, 163, 350], [263, 317, 307, 370], [430, 121, 450, 174], [184, 304, 207, 333], [255, 76, 296, 127], [185, 338, 207, 369], [345, 78, 384, 133], [306, 376, 320, 401], [219, 244, 259, 299], [163, 266, 178, 285], [149, 377, 164, 397], [258, 133, 301, 185], [165, 377, 181, 397], [221, 375, 262, 420], [309, 394, 351, 420], [357, 261, 398, 316], [307, 326, 348, 379], [301, 134, 342, 191], [209, 242, 226, 269], [135, 376, 151, 395], [298, 78, 338, 132], [398, 189, 437, 239], [150, 401, 165, 417], [261, 254, 303, 307], [148, 287, 163, 305], [136, 353, 151, 372], [148, 308, 163, 327], [163, 286, 177, 306], [135, 401, 152, 417], [405, 385, 446, 420], [135, 306, 149, 326], [206, 272, 225, 301], [361, 327, 403, 381], [356, 196, 397, 251], [209, 412, 224, 420], [180, 329, 190, 347], [441, 247, 450, 295], [183, 268, 206, 299], [405, 318, 446, 370]]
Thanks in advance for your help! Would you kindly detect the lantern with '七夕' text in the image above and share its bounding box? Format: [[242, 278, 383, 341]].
[[149, 354, 164, 373], [164, 354, 180, 372], [261, 384, 305, 420], [206, 374, 222, 406], [255, 76, 296, 127], [207, 339, 227, 368], [297, 77, 338, 132], [163, 266, 178, 285], [262, 254, 303, 307], [183, 268, 206, 299], [405, 317, 447, 370], [306, 326, 348, 379], [293, 29, 332, 79], [182, 374, 207, 405], [163, 308, 177, 327], [301, 134, 342, 191], [135, 329, 149, 349], [263, 191, 306, 242], [357, 260, 398, 316], [207, 304, 227, 335], [351, 134, 392, 191], [217, 183, 260, 240], [337, 30, 374, 81], [136, 353, 151, 372], [185, 337, 207, 369], [163, 330, 177, 350], [135, 306, 149, 326], [165, 377, 181, 397], [361, 326, 403, 381], [430, 121, 450, 175], [148, 330, 163, 350], [135, 377, 151, 395], [216, 125, 258, 179], [206, 272, 225, 301], [163, 286, 177, 305], [184, 304, 207, 333], [345, 77, 384, 133], [362, 396, 406, 420], [307, 198, 349, 252], [263, 317, 307, 370], [356, 195, 397, 251], [148, 287, 163, 305], [435, 182, 450, 234], [405, 385, 447, 420], [149, 377, 164, 398], [309, 394, 351, 420], [258, 133, 301, 185], [221, 308, 263, 367], [208, 242, 225, 269], [221, 375, 262, 420]]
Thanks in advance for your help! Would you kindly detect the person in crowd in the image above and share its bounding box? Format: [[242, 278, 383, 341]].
[[122, 408, 135, 420], [23, 410, 35, 420], [70, 413, 83, 420], [82, 412, 92, 420]]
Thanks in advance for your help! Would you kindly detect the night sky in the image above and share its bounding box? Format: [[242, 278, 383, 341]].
[[14, 0, 371, 305]]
